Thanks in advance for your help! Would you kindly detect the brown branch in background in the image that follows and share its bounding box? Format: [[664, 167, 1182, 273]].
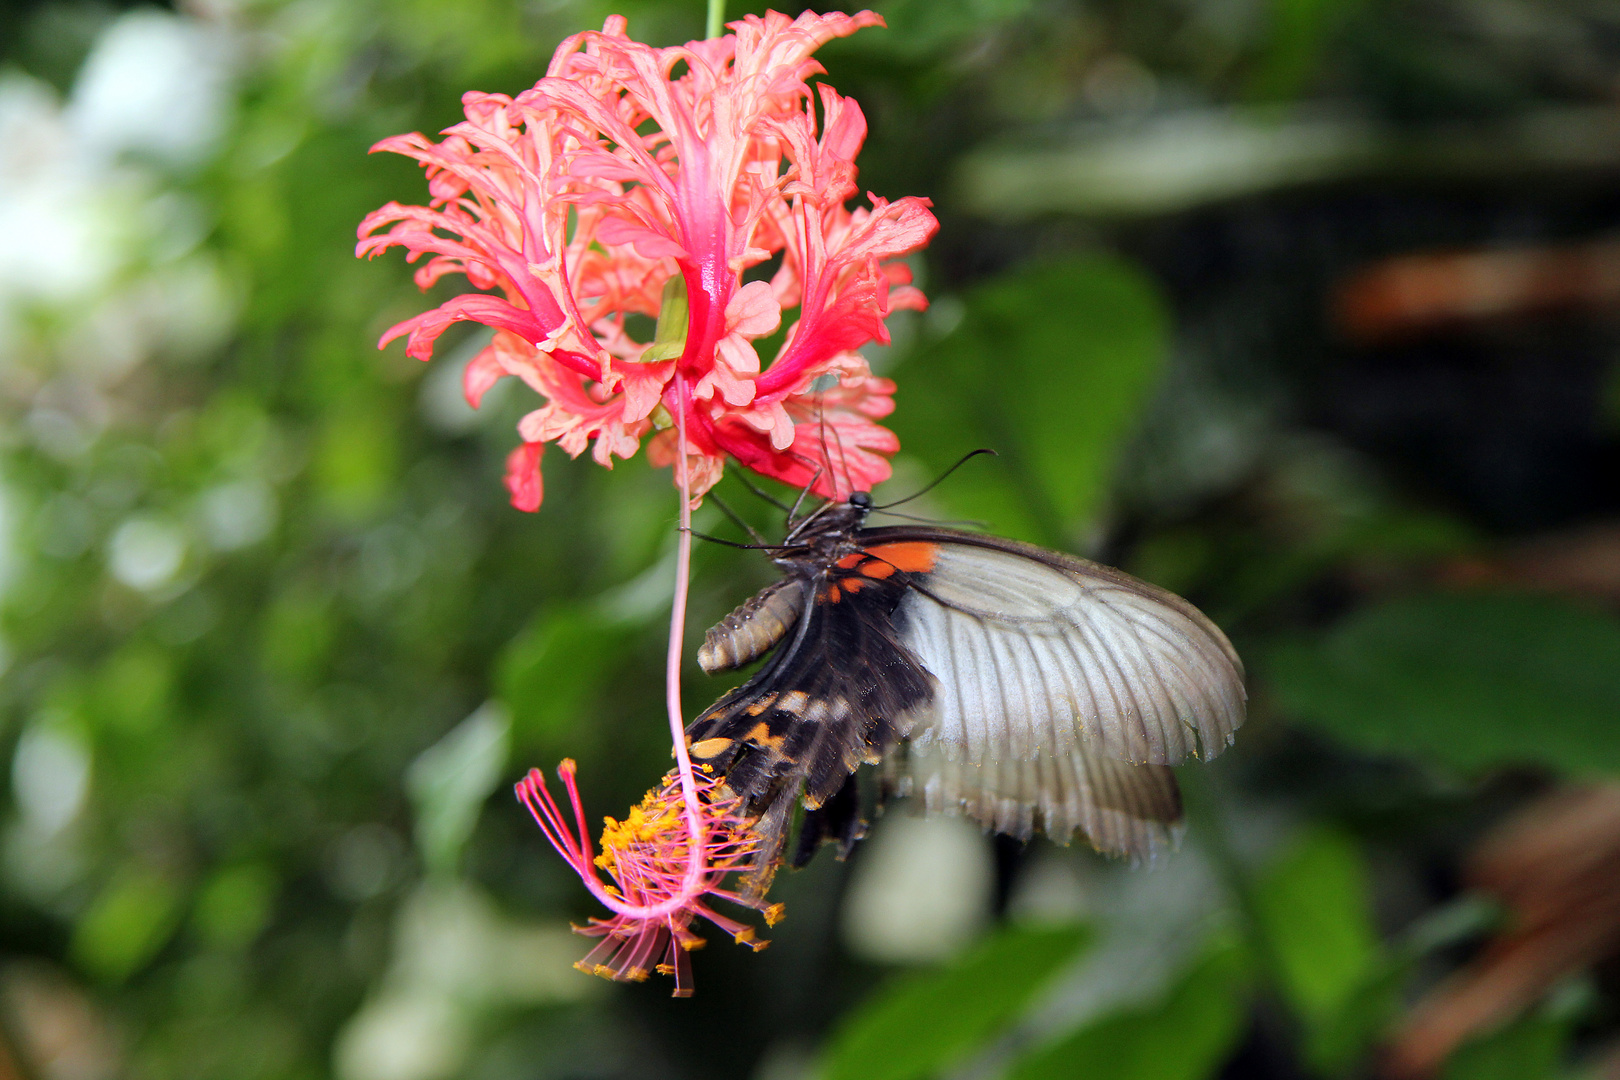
[[1441, 521, 1620, 604], [0, 963, 121, 1080], [1381, 786, 1620, 1079], [1334, 238, 1620, 343]]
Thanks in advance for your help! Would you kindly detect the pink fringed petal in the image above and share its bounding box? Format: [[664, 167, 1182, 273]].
[[504, 441, 545, 512]]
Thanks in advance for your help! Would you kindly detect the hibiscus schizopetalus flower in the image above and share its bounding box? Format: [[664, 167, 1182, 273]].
[[360, 10, 938, 996], [517, 762, 784, 996], [358, 11, 937, 511]]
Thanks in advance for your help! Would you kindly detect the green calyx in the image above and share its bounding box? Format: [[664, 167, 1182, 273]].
[[638, 275, 690, 364]]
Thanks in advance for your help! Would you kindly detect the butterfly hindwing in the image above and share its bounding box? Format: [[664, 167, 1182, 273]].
[[897, 739, 1184, 860]]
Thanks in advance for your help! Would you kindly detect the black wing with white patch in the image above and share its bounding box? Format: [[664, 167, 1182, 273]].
[[690, 519, 1245, 879]]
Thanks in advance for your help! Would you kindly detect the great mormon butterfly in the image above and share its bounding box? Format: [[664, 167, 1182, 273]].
[[687, 490, 1246, 895]]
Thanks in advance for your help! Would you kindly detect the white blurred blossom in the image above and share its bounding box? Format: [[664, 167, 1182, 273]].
[[198, 480, 277, 551], [0, 9, 239, 390], [12, 726, 90, 838], [842, 813, 996, 964], [333, 882, 594, 1080], [108, 517, 186, 591], [68, 10, 234, 168]]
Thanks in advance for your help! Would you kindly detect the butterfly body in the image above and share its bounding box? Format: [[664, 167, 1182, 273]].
[[688, 494, 1245, 894]]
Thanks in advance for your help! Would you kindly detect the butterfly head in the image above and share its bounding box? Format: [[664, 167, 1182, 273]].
[[778, 491, 873, 557]]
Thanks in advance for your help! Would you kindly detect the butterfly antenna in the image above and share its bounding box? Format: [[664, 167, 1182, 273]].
[[785, 463, 824, 527], [873, 448, 999, 510], [708, 493, 769, 546], [823, 405, 857, 502], [682, 528, 775, 551], [814, 395, 843, 498], [870, 508, 989, 528], [730, 470, 790, 513]]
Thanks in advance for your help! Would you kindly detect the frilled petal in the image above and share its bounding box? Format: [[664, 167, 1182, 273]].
[[464, 340, 507, 407], [505, 441, 546, 511], [726, 280, 781, 338], [379, 294, 550, 362]]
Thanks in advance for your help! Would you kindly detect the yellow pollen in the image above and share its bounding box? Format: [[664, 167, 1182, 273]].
[[764, 903, 786, 927], [595, 783, 690, 875]]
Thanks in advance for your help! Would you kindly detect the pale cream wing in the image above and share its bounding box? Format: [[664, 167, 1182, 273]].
[[895, 535, 1246, 768]]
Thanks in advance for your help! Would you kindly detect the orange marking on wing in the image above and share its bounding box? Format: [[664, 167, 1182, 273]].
[[858, 558, 897, 579], [841, 577, 868, 594], [823, 585, 842, 603], [834, 552, 865, 570], [862, 541, 940, 574], [689, 737, 733, 759], [746, 721, 784, 750]]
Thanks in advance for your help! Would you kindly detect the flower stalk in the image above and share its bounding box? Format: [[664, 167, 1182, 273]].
[[706, 0, 724, 47]]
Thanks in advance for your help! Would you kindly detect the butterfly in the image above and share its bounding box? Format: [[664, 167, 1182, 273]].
[[686, 489, 1246, 896]]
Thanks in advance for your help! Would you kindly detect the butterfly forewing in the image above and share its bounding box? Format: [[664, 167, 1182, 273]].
[[887, 531, 1246, 768]]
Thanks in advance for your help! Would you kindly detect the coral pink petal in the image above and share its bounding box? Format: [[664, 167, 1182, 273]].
[[504, 441, 545, 512], [464, 342, 507, 408]]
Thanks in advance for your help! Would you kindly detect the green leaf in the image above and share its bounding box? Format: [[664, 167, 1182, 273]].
[[406, 702, 511, 877], [193, 862, 278, 951], [818, 924, 1091, 1080], [260, 579, 337, 684], [1247, 0, 1368, 102], [1251, 829, 1380, 1033], [1442, 1012, 1571, 1080], [1267, 592, 1620, 775], [72, 868, 185, 984], [495, 604, 633, 754], [91, 643, 174, 738], [892, 256, 1169, 545], [314, 398, 398, 522], [1006, 937, 1253, 1080], [829, 0, 1036, 61]]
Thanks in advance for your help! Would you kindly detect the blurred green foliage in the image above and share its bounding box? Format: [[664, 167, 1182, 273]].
[[1005, 937, 1252, 1080], [1269, 593, 1620, 775], [2, 0, 1620, 1078], [892, 256, 1169, 547], [821, 924, 1091, 1080]]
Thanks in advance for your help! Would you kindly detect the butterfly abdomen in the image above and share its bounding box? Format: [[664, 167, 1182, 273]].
[[699, 579, 808, 674]]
